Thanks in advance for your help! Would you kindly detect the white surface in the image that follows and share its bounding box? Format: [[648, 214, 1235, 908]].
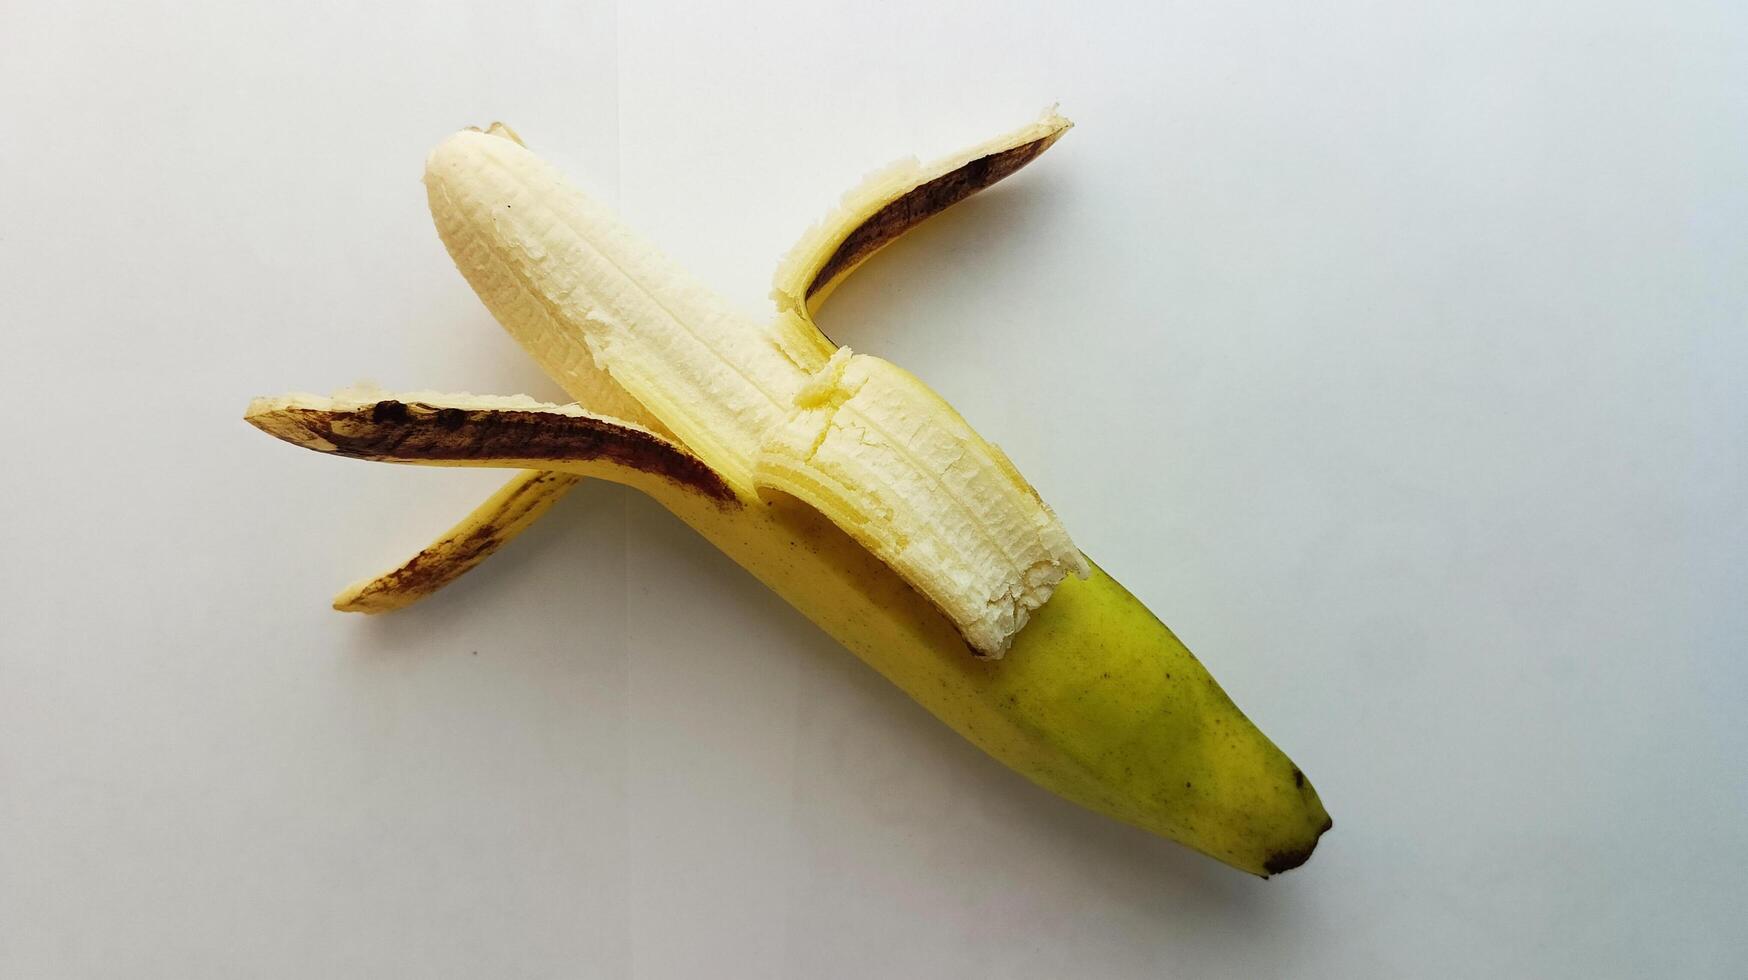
[[2, 1, 1744, 976]]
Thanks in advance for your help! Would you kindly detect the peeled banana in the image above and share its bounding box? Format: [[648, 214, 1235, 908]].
[[246, 111, 1331, 875]]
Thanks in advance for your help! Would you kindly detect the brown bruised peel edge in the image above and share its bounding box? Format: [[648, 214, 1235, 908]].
[[806, 130, 1067, 300], [332, 470, 582, 613], [248, 399, 737, 505]]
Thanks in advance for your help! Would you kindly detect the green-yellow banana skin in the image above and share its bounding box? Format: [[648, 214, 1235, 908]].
[[1009, 564, 1331, 874], [649, 482, 1332, 877]]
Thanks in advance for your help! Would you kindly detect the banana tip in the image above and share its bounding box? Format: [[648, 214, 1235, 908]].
[[1260, 813, 1334, 878]]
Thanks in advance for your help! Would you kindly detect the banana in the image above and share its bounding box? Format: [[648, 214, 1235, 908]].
[[246, 112, 1331, 875]]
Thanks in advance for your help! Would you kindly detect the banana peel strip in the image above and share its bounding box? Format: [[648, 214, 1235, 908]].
[[332, 469, 581, 613], [774, 107, 1071, 315], [246, 389, 735, 504]]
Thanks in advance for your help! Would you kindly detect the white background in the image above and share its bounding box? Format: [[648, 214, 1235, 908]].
[[3, 1, 1744, 976]]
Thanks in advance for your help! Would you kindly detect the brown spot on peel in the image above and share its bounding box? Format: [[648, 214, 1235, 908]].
[[807, 131, 1065, 300], [370, 400, 409, 424]]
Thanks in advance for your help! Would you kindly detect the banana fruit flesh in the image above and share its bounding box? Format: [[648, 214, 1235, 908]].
[[246, 112, 1331, 875], [432, 123, 664, 429]]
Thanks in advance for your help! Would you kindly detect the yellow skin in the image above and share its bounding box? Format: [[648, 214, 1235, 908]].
[[655, 481, 1333, 876], [248, 114, 1331, 876]]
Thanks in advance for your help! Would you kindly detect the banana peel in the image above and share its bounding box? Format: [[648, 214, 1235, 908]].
[[246, 111, 1332, 876], [332, 468, 581, 613], [774, 109, 1072, 315]]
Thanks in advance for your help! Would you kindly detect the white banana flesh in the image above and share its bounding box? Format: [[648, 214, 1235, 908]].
[[430, 124, 662, 429]]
